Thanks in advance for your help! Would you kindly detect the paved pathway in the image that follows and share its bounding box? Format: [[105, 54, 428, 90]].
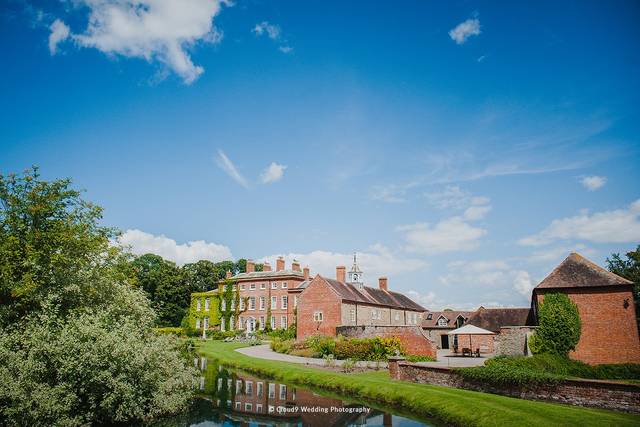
[[236, 344, 388, 368], [236, 345, 489, 369]]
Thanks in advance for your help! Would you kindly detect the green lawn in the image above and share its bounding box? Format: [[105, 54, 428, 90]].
[[198, 341, 640, 427]]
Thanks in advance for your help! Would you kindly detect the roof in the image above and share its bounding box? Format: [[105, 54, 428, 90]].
[[465, 307, 535, 333], [422, 311, 474, 328], [448, 324, 495, 335], [317, 276, 425, 312], [231, 269, 304, 281], [535, 252, 633, 291]]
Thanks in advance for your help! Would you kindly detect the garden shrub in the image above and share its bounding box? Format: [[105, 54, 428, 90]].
[[207, 330, 242, 340], [456, 363, 563, 387], [305, 334, 336, 357], [532, 293, 581, 355], [266, 324, 297, 341], [270, 337, 294, 354], [153, 327, 186, 336]]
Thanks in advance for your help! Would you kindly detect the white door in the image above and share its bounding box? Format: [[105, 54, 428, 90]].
[[247, 317, 255, 333]]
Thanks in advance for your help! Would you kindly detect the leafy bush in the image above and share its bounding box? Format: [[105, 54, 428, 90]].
[[323, 354, 336, 368], [333, 336, 404, 361], [305, 334, 337, 357], [154, 327, 186, 336], [206, 330, 242, 340], [266, 325, 297, 341], [533, 293, 581, 355], [456, 363, 563, 387], [342, 358, 357, 373], [270, 337, 294, 354]]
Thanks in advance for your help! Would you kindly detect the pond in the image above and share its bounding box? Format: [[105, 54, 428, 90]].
[[153, 357, 434, 427]]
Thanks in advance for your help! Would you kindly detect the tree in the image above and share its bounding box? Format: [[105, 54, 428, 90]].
[[182, 260, 219, 292], [531, 293, 581, 356], [607, 245, 640, 318], [0, 168, 196, 424]]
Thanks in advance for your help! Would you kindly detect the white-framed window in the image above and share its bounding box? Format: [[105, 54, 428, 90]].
[[282, 282, 288, 289], [313, 311, 323, 321], [372, 309, 380, 320], [257, 382, 264, 397], [271, 282, 277, 289], [260, 282, 266, 289], [281, 295, 288, 309], [245, 403, 252, 411], [259, 316, 265, 329], [256, 404, 263, 413], [279, 384, 287, 400], [395, 312, 400, 321], [236, 380, 242, 394], [271, 296, 277, 309], [259, 296, 265, 310], [270, 316, 275, 329], [249, 296, 256, 310], [437, 316, 447, 327], [219, 317, 224, 331], [203, 317, 209, 329], [230, 299, 235, 310], [230, 316, 234, 330], [294, 295, 299, 308], [250, 283, 256, 290], [221, 299, 226, 311], [427, 313, 433, 320], [235, 401, 241, 410], [195, 318, 201, 329], [350, 309, 356, 322], [245, 381, 253, 395], [268, 383, 275, 399], [205, 298, 210, 310], [196, 299, 201, 311], [239, 298, 245, 311], [240, 284, 246, 291], [281, 315, 287, 329], [238, 317, 244, 329]]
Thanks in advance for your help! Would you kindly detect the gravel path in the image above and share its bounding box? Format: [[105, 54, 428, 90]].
[[235, 344, 388, 368]]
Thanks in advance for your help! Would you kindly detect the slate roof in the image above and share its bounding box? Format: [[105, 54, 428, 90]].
[[535, 252, 633, 290], [464, 307, 535, 333], [231, 269, 304, 281], [319, 277, 425, 312], [422, 311, 474, 328]]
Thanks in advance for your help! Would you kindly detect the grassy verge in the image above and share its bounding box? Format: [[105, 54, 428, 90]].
[[198, 341, 640, 427]]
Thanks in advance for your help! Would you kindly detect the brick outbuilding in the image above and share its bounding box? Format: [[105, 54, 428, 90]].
[[532, 252, 640, 365]]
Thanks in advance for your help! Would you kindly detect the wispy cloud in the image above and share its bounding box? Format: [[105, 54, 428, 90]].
[[449, 18, 481, 44], [519, 199, 640, 246], [580, 175, 607, 191], [252, 21, 281, 39], [215, 150, 249, 189], [48, 19, 69, 55]]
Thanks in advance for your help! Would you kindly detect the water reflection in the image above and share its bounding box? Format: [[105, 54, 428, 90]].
[[155, 356, 431, 427]]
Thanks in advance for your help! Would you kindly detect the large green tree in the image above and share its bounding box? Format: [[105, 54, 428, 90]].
[[607, 245, 640, 318], [0, 168, 196, 425]]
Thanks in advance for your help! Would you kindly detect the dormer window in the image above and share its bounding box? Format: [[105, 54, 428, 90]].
[[426, 313, 433, 320], [437, 316, 448, 327]]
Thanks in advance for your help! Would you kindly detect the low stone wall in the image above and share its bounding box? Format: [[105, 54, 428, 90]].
[[388, 359, 640, 414], [497, 326, 536, 357], [336, 325, 437, 358]]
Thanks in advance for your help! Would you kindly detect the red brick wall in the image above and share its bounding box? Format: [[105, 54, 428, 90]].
[[336, 325, 437, 358], [536, 287, 640, 365], [451, 334, 495, 353], [296, 276, 342, 339]]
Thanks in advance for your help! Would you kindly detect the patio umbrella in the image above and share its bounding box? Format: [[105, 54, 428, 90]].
[[447, 324, 495, 353]]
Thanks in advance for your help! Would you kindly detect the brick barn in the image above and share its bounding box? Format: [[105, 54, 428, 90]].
[[532, 252, 640, 365]]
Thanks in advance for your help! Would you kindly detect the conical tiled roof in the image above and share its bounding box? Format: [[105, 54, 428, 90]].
[[535, 252, 633, 290]]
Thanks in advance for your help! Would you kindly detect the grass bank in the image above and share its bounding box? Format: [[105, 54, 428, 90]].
[[198, 341, 640, 427]]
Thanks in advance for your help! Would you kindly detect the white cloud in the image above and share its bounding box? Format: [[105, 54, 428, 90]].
[[260, 162, 287, 184], [278, 45, 293, 54], [61, 0, 227, 84], [252, 21, 280, 39], [397, 217, 487, 255], [462, 204, 492, 221], [513, 271, 533, 297], [48, 19, 70, 55], [449, 18, 481, 44], [119, 229, 232, 265], [425, 185, 470, 209], [369, 183, 412, 203], [526, 244, 594, 264], [405, 290, 438, 308], [261, 244, 427, 283], [215, 150, 249, 189], [580, 175, 607, 191], [519, 199, 640, 246]]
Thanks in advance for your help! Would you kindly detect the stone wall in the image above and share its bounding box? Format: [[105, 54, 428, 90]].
[[388, 359, 640, 414], [336, 325, 437, 358], [497, 326, 536, 357]]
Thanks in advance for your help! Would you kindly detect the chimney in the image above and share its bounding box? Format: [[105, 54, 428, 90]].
[[246, 260, 255, 273], [225, 270, 232, 279], [336, 266, 346, 283], [378, 277, 388, 291], [262, 262, 272, 272], [276, 256, 285, 272], [292, 259, 301, 272], [303, 266, 310, 280]]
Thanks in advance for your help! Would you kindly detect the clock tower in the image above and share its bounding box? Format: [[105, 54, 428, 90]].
[[347, 252, 364, 289]]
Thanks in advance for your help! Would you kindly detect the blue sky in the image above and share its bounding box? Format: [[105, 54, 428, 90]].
[[2, 0, 640, 310]]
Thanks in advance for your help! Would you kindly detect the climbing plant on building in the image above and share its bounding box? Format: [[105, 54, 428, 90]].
[[529, 293, 582, 356]]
